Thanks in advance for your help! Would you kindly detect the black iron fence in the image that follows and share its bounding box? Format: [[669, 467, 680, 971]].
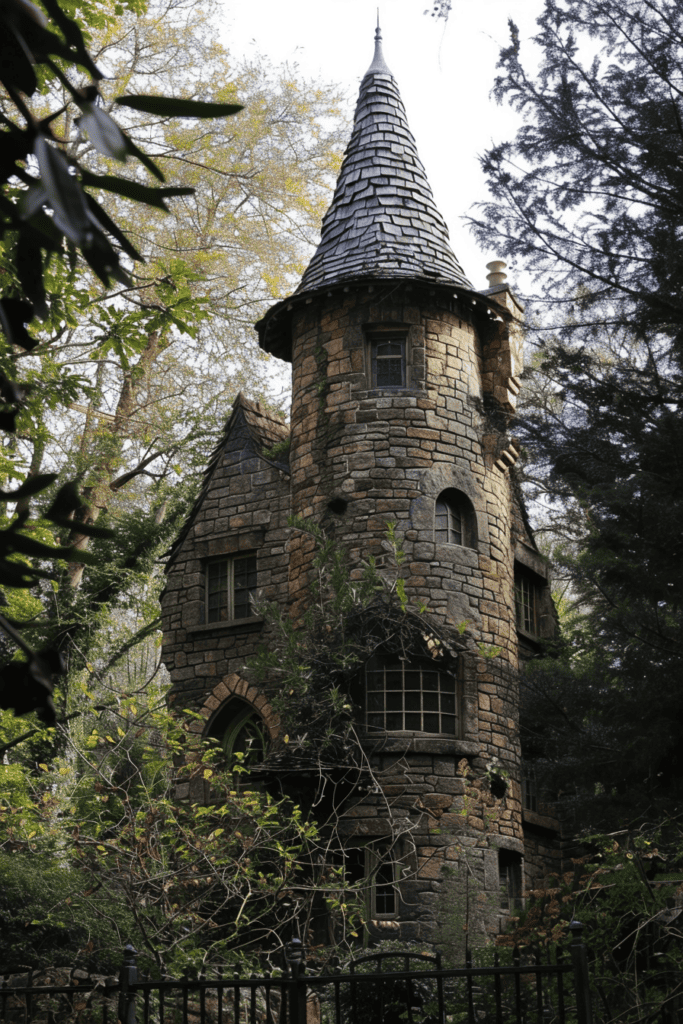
[[0, 923, 593, 1024]]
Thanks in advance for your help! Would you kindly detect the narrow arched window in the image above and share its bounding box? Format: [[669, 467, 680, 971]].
[[208, 699, 267, 768], [434, 489, 476, 549]]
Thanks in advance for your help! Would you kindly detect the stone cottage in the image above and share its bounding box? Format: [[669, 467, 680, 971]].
[[160, 26, 557, 951]]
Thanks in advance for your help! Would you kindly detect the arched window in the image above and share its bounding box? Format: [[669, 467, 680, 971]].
[[434, 489, 476, 549], [365, 656, 460, 737], [208, 699, 267, 767]]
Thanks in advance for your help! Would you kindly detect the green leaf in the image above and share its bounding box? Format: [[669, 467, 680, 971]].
[[80, 171, 193, 210], [0, 474, 58, 500], [123, 135, 165, 182], [115, 95, 243, 118], [77, 105, 127, 161], [34, 135, 92, 248], [84, 195, 144, 263]]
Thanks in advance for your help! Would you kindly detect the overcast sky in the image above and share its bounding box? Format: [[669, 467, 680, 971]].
[[223, 0, 545, 293]]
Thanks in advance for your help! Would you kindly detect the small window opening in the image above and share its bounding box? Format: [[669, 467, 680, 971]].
[[499, 850, 523, 912], [368, 330, 407, 389], [434, 489, 476, 549], [344, 841, 399, 920], [327, 497, 348, 515], [206, 553, 257, 623]]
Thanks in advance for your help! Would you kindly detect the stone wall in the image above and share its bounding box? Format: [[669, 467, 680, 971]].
[[338, 751, 524, 956], [160, 400, 291, 711], [281, 280, 529, 944], [286, 281, 524, 802], [0, 968, 118, 1024], [159, 278, 561, 946]]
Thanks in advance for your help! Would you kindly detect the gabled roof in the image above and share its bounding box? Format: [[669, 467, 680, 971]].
[[164, 393, 289, 571], [297, 26, 472, 294]]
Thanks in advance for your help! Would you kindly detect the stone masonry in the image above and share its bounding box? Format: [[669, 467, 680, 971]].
[[160, 26, 560, 956]]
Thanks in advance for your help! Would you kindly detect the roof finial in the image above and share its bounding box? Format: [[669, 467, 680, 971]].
[[366, 11, 392, 77]]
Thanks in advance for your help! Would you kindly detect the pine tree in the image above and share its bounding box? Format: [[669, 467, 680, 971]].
[[472, 0, 683, 827]]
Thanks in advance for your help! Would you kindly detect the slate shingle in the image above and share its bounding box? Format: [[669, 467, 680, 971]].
[[296, 35, 472, 294]]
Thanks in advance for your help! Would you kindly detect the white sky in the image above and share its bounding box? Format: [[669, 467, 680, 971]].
[[222, 0, 545, 293]]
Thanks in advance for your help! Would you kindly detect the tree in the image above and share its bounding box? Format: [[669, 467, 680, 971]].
[[471, 0, 683, 827], [0, 0, 245, 721], [499, 821, 683, 1024], [0, 0, 345, 727]]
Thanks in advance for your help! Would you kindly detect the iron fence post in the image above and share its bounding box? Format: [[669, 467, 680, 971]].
[[569, 920, 593, 1024], [285, 938, 307, 1024], [119, 943, 138, 1024]]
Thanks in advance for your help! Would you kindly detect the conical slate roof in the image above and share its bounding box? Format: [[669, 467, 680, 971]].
[[297, 26, 472, 293]]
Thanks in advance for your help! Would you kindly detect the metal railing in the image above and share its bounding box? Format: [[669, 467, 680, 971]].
[[0, 923, 593, 1024]]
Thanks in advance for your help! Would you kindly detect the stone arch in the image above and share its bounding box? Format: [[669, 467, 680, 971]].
[[190, 673, 280, 743], [409, 464, 490, 548]]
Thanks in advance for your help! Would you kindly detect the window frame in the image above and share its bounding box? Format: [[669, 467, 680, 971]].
[[434, 489, 476, 549], [344, 841, 401, 921], [367, 841, 400, 920], [498, 850, 523, 912], [220, 703, 267, 765], [364, 656, 460, 738], [514, 568, 542, 637], [205, 551, 257, 624], [522, 771, 538, 813], [367, 328, 409, 390]]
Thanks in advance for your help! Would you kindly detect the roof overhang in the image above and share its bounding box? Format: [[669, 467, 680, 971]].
[[256, 277, 515, 362]]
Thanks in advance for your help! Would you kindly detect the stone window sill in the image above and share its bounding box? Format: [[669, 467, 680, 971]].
[[517, 626, 544, 647], [188, 616, 264, 635], [358, 734, 479, 756]]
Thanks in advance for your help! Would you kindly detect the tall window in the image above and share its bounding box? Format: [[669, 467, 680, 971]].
[[344, 842, 399, 920], [369, 332, 406, 388], [365, 656, 459, 736], [499, 850, 523, 912], [523, 770, 538, 813], [206, 553, 257, 623], [514, 570, 541, 635], [368, 842, 399, 919], [435, 489, 476, 548]]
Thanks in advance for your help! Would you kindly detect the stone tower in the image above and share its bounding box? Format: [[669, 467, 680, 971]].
[[160, 27, 555, 953]]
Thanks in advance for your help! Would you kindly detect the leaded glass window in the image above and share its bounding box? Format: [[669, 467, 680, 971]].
[[370, 334, 406, 388], [206, 553, 257, 622], [365, 657, 459, 736], [514, 572, 539, 635], [435, 489, 476, 548]]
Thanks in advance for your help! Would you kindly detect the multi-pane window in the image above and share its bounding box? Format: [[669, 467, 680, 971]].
[[370, 334, 406, 388], [344, 842, 399, 920], [206, 554, 257, 623], [365, 657, 459, 736], [514, 571, 540, 635], [369, 842, 399, 919], [523, 772, 538, 813], [434, 489, 475, 548], [220, 703, 266, 765]]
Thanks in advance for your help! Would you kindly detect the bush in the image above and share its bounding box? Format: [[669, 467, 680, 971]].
[[0, 852, 137, 973]]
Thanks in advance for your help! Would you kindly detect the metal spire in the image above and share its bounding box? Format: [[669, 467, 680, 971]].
[[365, 12, 393, 76]]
